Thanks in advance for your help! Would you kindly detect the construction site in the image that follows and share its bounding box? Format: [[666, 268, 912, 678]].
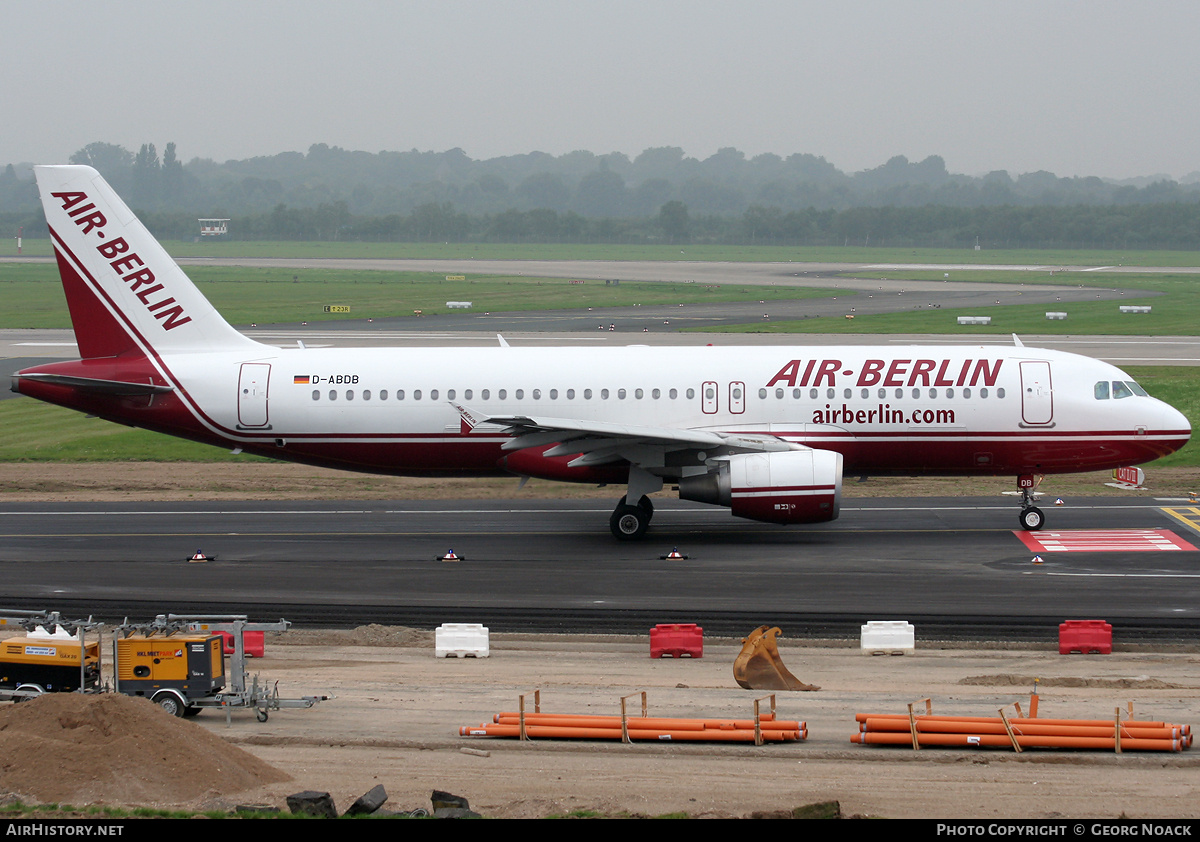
[[0, 615, 1196, 819]]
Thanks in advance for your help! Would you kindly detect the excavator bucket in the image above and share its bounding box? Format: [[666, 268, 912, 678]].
[[733, 625, 820, 692]]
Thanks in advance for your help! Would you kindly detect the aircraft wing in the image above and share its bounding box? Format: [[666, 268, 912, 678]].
[[457, 405, 800, 467]]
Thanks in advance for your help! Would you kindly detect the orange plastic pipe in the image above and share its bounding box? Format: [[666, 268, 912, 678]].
[[855, 713, 1179, 729], [492, 719, 801, 734], [852, 731, 1180, 751], [860, 718, 1181, 740], [462, 724, 803, 741]]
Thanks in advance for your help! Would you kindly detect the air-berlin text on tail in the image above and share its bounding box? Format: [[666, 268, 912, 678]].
[[50, 190, 192, 331], [766, 358, 1003, 388]]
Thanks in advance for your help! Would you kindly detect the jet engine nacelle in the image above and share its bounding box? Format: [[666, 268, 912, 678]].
[[678, 449, 842, 525]]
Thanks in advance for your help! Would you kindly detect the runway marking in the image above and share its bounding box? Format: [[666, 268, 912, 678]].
[[1015, 529, 1197, 553], [1160, 507, 1200, 536]]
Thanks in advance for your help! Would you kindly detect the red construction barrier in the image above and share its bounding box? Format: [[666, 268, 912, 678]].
[[1059, 620, 1112, 654], [217, 631, 265, 658], [650, 623, 703, 658]]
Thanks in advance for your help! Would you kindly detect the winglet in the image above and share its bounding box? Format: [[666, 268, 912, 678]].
[[1012, 333, 1024, 347], [497, 334, 510, 348], [451, 403, 485, 434]]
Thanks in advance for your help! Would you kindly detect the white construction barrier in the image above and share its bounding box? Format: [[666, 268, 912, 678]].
[[860, 621, 915, 655], [435, 623, 490, 658], [957, 316, 991, 325], [1045, 312, 1067, 320], [1119, 305, 1151, 314]]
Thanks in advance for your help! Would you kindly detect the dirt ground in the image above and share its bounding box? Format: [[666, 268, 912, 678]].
[[3, 630, 1196, 820], [2, 463, 1198, 819], [231, 632, 1200, 820]]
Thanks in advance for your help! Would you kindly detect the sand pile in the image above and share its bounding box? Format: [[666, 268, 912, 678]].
[[0, 693, 290, 806]]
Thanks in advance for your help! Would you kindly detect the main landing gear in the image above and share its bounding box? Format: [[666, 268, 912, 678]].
[[1017, 474, 1045, 531], [610, 495, 654, 540]]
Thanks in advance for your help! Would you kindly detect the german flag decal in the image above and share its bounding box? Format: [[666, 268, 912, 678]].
[[293, 375, 310, 384]]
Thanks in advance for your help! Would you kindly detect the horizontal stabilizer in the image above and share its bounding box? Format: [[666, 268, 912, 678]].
[[13, 373, 175, 397]]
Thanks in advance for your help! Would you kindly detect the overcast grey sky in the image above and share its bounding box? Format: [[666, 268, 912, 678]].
[[4, 1, 1197, 179]]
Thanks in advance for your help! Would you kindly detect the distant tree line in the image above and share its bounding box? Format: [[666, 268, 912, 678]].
[[3, 141, 1200, 249]]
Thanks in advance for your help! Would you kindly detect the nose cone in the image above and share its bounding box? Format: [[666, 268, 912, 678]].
[[1157, 398, 1191, 457]]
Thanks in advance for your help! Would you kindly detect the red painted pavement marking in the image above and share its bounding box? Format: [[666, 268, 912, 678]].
[[1014, 529, 1198, 553]]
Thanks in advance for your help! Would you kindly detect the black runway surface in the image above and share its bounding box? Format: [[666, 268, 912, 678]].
[[2, 496, 1196, 639]]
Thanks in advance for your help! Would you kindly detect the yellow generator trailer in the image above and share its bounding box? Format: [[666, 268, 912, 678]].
[[114, 634, 224, 717], [0, 636, 101, 696]]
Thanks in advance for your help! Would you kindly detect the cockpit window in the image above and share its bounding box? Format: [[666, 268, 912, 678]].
[[1094, 381, 1110, 400], [1127, 381, 1148, 397], [1112, 381, 1134, 399]]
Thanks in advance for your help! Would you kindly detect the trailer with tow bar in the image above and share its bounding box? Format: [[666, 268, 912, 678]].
[[0, 610, 328, 721]]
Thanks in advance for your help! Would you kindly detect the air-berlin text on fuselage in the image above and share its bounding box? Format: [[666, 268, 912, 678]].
[[766, 358, 1003, 388], [50, 190, 192, 331]]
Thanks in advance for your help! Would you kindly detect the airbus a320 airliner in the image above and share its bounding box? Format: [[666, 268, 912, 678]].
[[12, 166, 1192, 538]]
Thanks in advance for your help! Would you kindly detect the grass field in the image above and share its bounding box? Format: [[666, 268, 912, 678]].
[[0, 263, 833, 329], [2, 365, 1194, 467], [701, 270, 1200, 336], [6, 239, 1200, 267]]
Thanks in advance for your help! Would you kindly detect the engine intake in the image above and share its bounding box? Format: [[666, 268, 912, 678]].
[[678, 450, 842, 525]]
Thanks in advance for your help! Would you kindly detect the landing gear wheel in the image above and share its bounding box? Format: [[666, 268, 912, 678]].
[[1019, 506, 1045, 531], [618, 494, 654, 516], [610, 502, 650, 540], [256, 708, 269, 722]]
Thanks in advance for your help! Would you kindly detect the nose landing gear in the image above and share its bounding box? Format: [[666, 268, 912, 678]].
[[1017, 474, 1045, 531]]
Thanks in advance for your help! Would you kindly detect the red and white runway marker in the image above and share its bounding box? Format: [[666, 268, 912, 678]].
[[1015, 529, 1197, 553]]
